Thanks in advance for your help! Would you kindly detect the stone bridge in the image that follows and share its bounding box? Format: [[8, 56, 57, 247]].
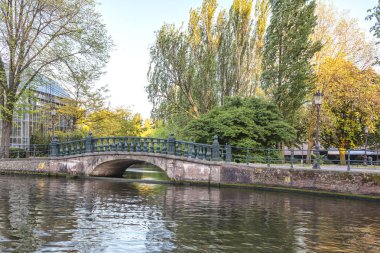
[[46, 152, 223, 183], [45, 133, 226, 183]]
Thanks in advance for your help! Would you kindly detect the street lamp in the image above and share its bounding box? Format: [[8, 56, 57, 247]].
[[364, 126, 369, 166], [313, 91, 323, 169], [51, 108, 57, 140]]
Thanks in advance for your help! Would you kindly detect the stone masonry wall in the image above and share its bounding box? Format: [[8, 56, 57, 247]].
[[220, 164, 380, 196], [0, 159, 52, 174]]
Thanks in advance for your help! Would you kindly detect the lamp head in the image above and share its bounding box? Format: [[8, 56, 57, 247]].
[[314, 91, 323, 106]]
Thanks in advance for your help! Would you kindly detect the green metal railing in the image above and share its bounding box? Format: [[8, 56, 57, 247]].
[[1, 133, 379, 171], [49, 133, 222, 162]]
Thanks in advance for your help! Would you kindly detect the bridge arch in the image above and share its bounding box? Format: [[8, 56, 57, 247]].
[[90, 159, 167, 178], [87, 154, 170, 178]]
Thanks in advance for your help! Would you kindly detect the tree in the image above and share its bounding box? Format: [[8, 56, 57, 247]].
[[261, 0, 321, 125], [367, 0, 380, 42], [185, 97, 296, 148], [147, 24, 200, 120], [84, 108, 144, 137], [314, 1, 378, 71], [317, 57, 380, 164], [298, 1, 380, 163], [0, 0, 112, 157], [57, 57, 110, 132], [251, 0, 270, 96], [367, 0, 380, 64], [147, 0, 262, 123]]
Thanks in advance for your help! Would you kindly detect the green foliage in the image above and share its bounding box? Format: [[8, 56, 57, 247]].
[[367, 1, 380, 43], [317, 58, 380, 149], [368, 123, 380, 149], [185, 97, 296, 148], [150, 120, 184, 140], [147, 0, 267, 122], [31, 129, 87, 146], [262, 0, 321, 124], [367, 0, 380, 63], [0, 0, 112, 153], [84, 108, 144, 137], [55, 130, 87, 142], [30, 130, 50, 146], [9, 148, 26, 158]]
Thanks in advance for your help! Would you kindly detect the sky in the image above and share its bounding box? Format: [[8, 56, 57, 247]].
[[96, 0, 378, 119]]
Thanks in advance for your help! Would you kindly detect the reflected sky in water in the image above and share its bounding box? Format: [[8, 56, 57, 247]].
[[0, 174, 379, 252]]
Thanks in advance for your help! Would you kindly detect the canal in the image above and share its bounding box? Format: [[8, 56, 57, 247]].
[[0, 165, 379, 252]]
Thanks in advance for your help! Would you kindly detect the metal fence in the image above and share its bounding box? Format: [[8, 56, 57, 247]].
[[0, 144, 50, 158], [223, 145, 380, 170]]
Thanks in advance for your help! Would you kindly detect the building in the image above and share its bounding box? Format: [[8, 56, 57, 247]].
[[0, 75, 71, 147]]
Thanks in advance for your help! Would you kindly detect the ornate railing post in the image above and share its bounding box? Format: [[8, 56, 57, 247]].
[[168, 133, 175, 155], [143, 138, 148, 152], [226, 144, 232, 162], [176, 142, 182, 156], [161, 140, 167, 154], [85, 132, 94, 153], [49, 136, 59, 157], [190, 143, 196, 158], [212, 135, 220, 161], [149, 139, 154, 153], [156, 139, 161, 153]]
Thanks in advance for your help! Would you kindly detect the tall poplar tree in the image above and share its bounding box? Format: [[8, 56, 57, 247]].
[[251, 0, 269, 96], [261, 0, 321, 124]]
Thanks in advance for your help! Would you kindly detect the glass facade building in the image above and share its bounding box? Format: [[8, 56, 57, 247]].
[[0, 77, 71, 147]]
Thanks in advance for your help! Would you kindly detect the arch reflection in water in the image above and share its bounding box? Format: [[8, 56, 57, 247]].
[[123, 163, 170, 181]]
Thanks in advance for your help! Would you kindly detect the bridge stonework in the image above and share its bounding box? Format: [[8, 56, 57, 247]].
[[6, 152, 223, 184]]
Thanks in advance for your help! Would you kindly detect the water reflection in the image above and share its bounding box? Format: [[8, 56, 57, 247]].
[[123, 164, 170, 181], [0, 175, 379, 252]]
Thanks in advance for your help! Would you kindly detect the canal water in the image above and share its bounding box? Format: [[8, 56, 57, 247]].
[[0, 166, 380, 252]]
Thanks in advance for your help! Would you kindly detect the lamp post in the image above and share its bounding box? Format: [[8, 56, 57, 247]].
[[313, 91, 323, 169], [51, 108, 57, 140], [364, 126, 369, 166]]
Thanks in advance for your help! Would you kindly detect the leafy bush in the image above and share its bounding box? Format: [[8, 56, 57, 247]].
[[9, 147, 26, 158], [185, 97, 296, 148]]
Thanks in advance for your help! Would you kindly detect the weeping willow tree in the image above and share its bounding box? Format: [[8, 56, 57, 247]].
[[147, 0, 270, 127]]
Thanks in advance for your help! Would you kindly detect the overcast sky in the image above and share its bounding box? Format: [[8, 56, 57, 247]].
[[95, 0, 378, 118]]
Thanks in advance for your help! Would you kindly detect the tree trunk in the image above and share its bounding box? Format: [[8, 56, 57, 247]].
[[339, 147, 346, 165], [0, 119, 12, 158]]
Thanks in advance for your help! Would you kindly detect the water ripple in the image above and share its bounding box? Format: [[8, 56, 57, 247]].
[[0, 175, 379, 252]]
